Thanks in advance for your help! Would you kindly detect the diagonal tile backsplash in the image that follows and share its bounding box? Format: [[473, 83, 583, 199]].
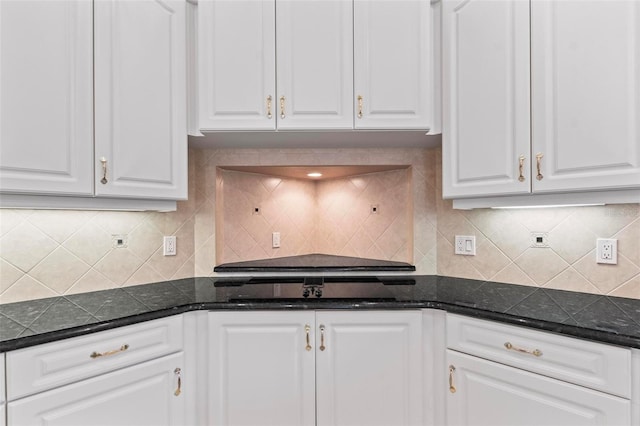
[[434, 149, 640, 299], [1, 146, 638, 304]]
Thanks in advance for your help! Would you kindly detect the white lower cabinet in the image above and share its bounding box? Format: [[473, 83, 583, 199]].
[[1, 354, 5, 426], [8, 352, 185, 426], [208, 310, 423, 426], [446, 350, 630, 426], [445, 314, 633, 426]]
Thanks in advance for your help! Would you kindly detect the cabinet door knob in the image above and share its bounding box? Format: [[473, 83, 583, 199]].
[[448, 365, 456, 393], [280, 96, 286, 119], [535, 153, 544, 181], [357, 95, 363, 119], [100, 157, 108, 184], [266, 95, 273, 119], [518, 155, 526, 182], [305, 324, 312, 351]]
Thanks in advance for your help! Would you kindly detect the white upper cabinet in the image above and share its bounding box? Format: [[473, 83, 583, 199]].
[[0, 0, 188, 207], [443, 0, 640, 204], [442, 0, 531, 198], [196, 0, 439, 133], [95, 0, 187, 200], [354, 0, 435, 130], [530, 0, 640, 193], [276, 0, 353, 129], [0, 0, 94, 196], [198, 0, 276, 130]]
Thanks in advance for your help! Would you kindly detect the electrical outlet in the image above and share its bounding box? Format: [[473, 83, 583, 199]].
[[455, 235, 476, 256], [272, 232, 281, 248], [596, 238, 617, 264], [163, 236, 177, 256]]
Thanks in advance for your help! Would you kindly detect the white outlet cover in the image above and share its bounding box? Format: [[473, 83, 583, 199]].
[[163, 236, 177, 256], [596, 238, 617, 264], [455, 235, 476, 256], [272, 232, 281, 248]]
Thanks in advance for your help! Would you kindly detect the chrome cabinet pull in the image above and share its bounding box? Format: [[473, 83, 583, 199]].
[[90, 344, 129, 359], [536, 153, 544, 181], [319, 325, 326, 351], [174, 368, 182, 396], [280, 96, 286, 119], [448, 365, 456, 393], [305, 324, 312, 351], [357, 95, 363, 119], [100, 157, 108, 184], [266, 95, 273, 119], [518, 155, 526, 182], [504, 342, 543, 357]]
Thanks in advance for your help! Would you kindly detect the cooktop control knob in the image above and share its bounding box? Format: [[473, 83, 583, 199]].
[[315, 289, 322, 298]]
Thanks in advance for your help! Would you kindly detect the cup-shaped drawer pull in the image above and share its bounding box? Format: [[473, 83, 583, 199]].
[[504, 341, 543, 357], [90, 344, 129, 359]]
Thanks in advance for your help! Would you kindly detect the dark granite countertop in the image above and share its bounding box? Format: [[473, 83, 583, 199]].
[[1, 275, 639, 352]]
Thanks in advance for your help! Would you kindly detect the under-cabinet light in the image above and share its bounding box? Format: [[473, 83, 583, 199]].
[[491, 203, 605, 210], [307, 172, 322, 178]]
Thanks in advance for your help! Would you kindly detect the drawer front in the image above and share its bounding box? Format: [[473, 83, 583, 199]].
[[447, 314, 631, 398], [7, 315, 183, 401]]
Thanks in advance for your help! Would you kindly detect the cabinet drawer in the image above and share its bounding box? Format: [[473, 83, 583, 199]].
[[446, 314, 631, 398], [7, 315, 183, 400]]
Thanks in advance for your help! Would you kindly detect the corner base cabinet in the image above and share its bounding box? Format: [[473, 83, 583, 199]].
[[208, 310, 423, 426], [446, 350, 630, 426], [445, 314, 633, 426]]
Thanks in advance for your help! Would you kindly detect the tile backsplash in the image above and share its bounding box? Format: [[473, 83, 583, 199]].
[[219, 168, 412, 264], [1, 146, 638, 303]]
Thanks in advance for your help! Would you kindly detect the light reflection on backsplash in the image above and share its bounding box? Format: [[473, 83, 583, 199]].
[[0, 146, 638, 303]]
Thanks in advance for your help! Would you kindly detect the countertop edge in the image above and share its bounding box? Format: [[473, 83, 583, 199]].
[[2, 300, 639, 352]]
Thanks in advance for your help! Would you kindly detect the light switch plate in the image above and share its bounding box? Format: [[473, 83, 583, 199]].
[[455, 235, 476, 256]]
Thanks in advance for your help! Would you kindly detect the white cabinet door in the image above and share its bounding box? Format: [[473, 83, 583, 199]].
[[442, 0, 531, 199], [354, 0, 433, 130], [208, 311, 316, 426], [94, 0, 187, 200], [1, 354, 4, 426], [198, 0, 276, 130], [446, 350, 631, 426], [8, 353, 186, 426], [531, 0, 640, 193], [0, 0, 93, 195], [316, 310, 423, 426], [276, 0, 353, 129]]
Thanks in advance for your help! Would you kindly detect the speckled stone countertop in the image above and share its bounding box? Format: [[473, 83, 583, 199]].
[[1, 276, 639, 352]]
